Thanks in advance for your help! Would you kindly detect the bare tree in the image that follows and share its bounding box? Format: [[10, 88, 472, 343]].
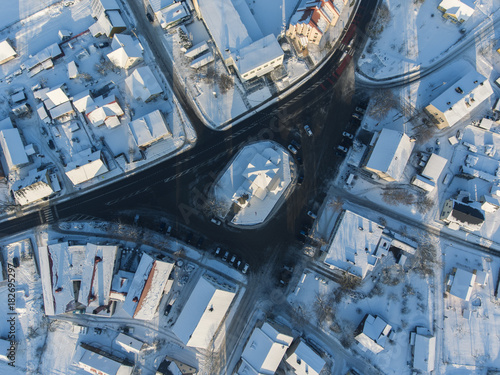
[[313, 293, 335, 326], [409, 234, 439, 277], [218, 74, 234, 94], [367, 89, 398, 120]]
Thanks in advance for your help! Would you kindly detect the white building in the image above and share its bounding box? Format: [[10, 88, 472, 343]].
[[237, 322, 293, 375], [323, 210, 389, 278], [355, 314, 393, 354], [425, 70, 494, 129], [90, 0, 126, 38], [447, 267, 476, 301], [86, 95, 124, 128], [11, 169, 54, 205], [410, 327, 436, 373], [440, 199, 485, 231], [191, 0, 284, 81], [285, 339, 325, 375], [172, 275, 235, 349], [128, 110, 171, 148], [79, 244, 118, 315], [122, 254, 174, 320], [65, 149, 109, 185], [77, 347, 132, 375], [125, 66, 163, 102], [156, 2, 190, 29], [364, 128, 414, 182], [0, 128, 29, 174], [438, 0, 475, 23], [115, 333, 143, 354], [411, 153, 448, 192], [107, 34, 143, 70], [0, 39, 17, 65]]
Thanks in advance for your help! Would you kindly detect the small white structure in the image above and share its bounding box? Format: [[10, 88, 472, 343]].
[[65, 149, 109, 185], [185, 41, 209, 59], [122, 254, 174, 320], [125, 66, 163, 102], [480, 194, 500, 213], [190, 52, 214, 70], [364, 128, 414, 182], [58, 29, 72, 41], [438, 0, 475, 24], [285, 339, 325, 375], [237, 322, 293, 375], [425, 70, 494, 129], [0, 128, 29, 173], [323, 210, 387, 279], [355, 314, 392, 354], [410, 327, 436, 373], [115, 333, 143, 354], [46, 86, 70, 106], [11, 169, 54, 205], [107, 34, 143, 70], [128, 110, 171, 148], [172, 275, 235, 349], [77, 347, 133, 375], [72, 90, 95, 113], [440, 199, 485, 231], [68, 60, 79, 79], [0, 39, 17, 64], [447, 267, 476, 301]]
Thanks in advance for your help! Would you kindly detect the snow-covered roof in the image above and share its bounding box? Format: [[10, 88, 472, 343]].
[[355, 314, 392, 354], [110, 270, 135, 301], [11, 91, 26, 103], [172, 276, 235, 349], [196, 0, 261, 62], [107, 34, 143, 69], [421, 153, 448, 181], [428, 71, 493, 127], [156, 2, 189, 29], [49, 101, 75, 119], [115, 333, 143, 354], [11, 169, 53, 205], [125, 66, 163, 102], [122, 254, 174, 320], [90, 11, 126, 37], [0, 117, 13, 130], [68, 60, 79, 79], [38, 242, 88, 315], [0, 128, 29, 173], [438, 0, 475, 22], [238, 322, 293, 375], [46, 86, 70, 106], [25, 43, 62, 70], [72, 90, 95, 113], [185, 41, 209, 59], [128, 110, 171, 148], [0, 39, 16, 64], [442, 199, 485, 231], [324, 210, 385, 278], [65, 150, 108, 185], [0, 338, 9, 362], [285, 340, 325, 375], [234, 34, 283, 76], [78, 347, 133, 375], [413, 331, 436, 372], [449, 268, 476, 301], [148, 0, 176, 12], [87, 96, 124, 127], [79, 244, 118, 314], [364, 128, 414, 181], [190, 52, 214, 69], [411, 175, 435, 192]]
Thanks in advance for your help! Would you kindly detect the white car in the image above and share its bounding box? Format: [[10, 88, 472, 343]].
[[307, 211, 317, 220], [288, 144, 298, 155], [342, 131, 354, 139], [337, 145, 348, 153], [242, 263, 249, 274], [210, 218, 221, 225], [304, 125, 313, 137]]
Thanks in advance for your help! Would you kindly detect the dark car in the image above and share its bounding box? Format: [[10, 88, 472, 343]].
[[146, 12, 154, 22], [290, 139, 301, 150], [196, 237, 204, 249], [48, 139, 55, 150], [295, 155, 303, 165], [297, 173, 304, 185], [186, 232, 193, 244], [97, 41, 109, 49]]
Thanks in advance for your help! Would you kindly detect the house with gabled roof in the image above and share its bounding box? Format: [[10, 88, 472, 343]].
[[0, 39, 17, 65], [438, 0, 475, 24], [355, 314, 393, 354], [440, 199, 485, 231]]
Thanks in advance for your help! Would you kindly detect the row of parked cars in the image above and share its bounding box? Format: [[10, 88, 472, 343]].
[[214, 247, 249, 274]]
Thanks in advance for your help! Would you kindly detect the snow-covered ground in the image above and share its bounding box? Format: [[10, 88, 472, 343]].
[[358, 0, 500, 80]]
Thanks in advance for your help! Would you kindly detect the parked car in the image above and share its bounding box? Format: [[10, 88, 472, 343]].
[[304, 125, 313, 137], [337, 145, 348, 153], [297, 173, 304, 185], [186, 232, 193, 244], [342, 131, 354, 139], [355, 107, 366, 114], [97, 41, 109, 49], [242, 263, 249, 274], [215, 247, 222, 256], [146, 12, 154, 22], [230, 255, 236, 264], [295, 155, 303, 165], [222, 251, 229, 261], [290, 139, 301, 150], [48, 139, 55, 150], [352, 112, 363, 120], [288, 144, 298, 155], [166, 226, 172, 236], [210, 217, 221, 226], [196, 237, 204, 249]]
